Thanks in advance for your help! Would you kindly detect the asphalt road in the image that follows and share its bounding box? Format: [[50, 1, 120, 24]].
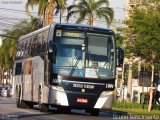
[[0, 96, 127, 120]]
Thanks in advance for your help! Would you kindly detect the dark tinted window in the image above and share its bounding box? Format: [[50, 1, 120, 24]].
[[15, 63, 22, 75]]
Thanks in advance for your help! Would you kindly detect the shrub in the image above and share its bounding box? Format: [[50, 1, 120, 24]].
[[112, 100, 149, 109]]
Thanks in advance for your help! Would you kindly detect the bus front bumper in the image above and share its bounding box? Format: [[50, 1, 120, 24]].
[[48, 86, 114, 109]]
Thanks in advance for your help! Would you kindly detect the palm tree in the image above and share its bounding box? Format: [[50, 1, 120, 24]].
[[0, 17, 42, 85], [25, 0, 67, 26], [67, 0, 114, 26]]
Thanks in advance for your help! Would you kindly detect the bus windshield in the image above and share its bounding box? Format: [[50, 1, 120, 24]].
[[53, 30, 115, 79]]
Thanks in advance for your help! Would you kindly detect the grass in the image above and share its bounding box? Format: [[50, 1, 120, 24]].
[[112, 100, 160, 115], [112, 101, 145, 109], [112, 107, 160, 115]]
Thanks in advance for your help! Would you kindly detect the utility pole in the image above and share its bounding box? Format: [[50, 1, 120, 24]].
[[127, 57, 133, 102], [120, 59, 125, 102]]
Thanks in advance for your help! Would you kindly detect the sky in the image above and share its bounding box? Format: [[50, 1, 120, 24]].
[[0, 0, 127, 35]]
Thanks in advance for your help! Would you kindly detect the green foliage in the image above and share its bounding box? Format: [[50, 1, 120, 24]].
[[124, 2, 160, 111], [113, 100, 160, 110], [116, 33, 123, 47], [25, 0, 67, 18], [67, 0, 114, 26], [132, 61, 138, 79], [125, 3, 160, 63], [0, 17, 42, 70], [112, 101, 148, 109]]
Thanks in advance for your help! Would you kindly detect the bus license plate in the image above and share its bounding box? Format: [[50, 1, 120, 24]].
[[77, 98, 88, 103]]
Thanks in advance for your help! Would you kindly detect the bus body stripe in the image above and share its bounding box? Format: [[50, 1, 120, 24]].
[[62, 80, 105, 85]]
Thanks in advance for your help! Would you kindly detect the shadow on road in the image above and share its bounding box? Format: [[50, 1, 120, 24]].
[[11, 107, 127, 119], [0, 99, 128, 120], [18, 112, 54, 119], [100, 110, 128, 117], [0, 102, 15, 104]]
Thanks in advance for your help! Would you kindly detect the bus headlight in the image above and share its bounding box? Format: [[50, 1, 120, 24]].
[[58, 75, 62, 82], [100, 91, 113, 97], [51, 86, 64, 92]]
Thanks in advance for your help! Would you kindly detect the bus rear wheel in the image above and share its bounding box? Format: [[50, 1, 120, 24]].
[[17, 98, 27, 108], [26, 102, 34, 109], [16, 87, 27, 108]]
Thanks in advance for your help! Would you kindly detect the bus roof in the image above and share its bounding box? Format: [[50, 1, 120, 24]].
[[53, 23, 114, 32], [19, 25, 50, 41], [19, 23, 114, 41]]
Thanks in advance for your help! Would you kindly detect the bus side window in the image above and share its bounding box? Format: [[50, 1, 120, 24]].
[[37, 33, 44, 57], [40, 40, 45, 58], [21, 42, 26, 59], [25, 42, 29, 58], [30, 39, 35, 57], [31, 36, 37, 57], [23, 61, 32, 75], [15, 43, 21, 60], [15, 63, 22, 75]]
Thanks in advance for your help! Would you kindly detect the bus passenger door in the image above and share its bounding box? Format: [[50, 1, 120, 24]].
[[23, 61, 33, 101]]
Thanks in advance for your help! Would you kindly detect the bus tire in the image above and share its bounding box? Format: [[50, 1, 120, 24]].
[[90, 109, 100, 116], [16, 87, 27, 108], [17, 97, 27, 108], [27, 102, 34, 109], [16, 94, 20, 108], [19, 100, 27, 108], [39, 103, 49, 112], [16, 86, 20, 108]]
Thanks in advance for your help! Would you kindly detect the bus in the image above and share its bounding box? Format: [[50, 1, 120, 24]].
[[13, 23, 123, 116]]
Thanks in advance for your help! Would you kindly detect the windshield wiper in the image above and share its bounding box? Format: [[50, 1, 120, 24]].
[[69, 57, 81, 77]]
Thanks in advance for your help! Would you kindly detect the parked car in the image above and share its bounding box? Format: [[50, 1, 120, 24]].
[[1, 88, 7, 97], [7, 87, 13, 97], [0, 87, 3, 95]]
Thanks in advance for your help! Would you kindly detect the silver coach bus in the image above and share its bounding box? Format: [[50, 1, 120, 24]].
[[13, 23, 123, 116]]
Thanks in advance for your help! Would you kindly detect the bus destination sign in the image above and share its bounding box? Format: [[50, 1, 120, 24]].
[[63, 31, 85, 38]]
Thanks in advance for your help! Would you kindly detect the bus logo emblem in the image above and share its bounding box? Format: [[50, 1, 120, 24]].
[[82, 89, 85, 92]]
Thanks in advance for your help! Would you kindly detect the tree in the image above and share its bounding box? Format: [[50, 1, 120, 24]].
[[0, 17, 42, 85], [116, 27, 124, 47], [125, 2, 160, 111], [67, 0, 114, 26], [25, 0, 67, 26]]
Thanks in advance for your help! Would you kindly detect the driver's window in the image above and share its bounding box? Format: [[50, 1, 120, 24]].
[[87, 34, 108, 68]]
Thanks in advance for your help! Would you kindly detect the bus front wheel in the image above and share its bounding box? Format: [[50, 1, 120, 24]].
[[39, 103, 49, 112]]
